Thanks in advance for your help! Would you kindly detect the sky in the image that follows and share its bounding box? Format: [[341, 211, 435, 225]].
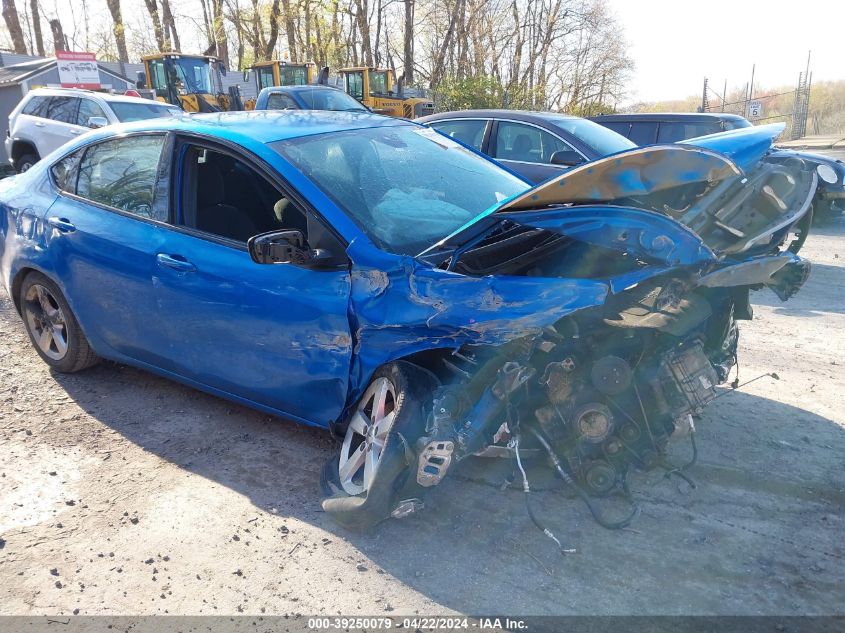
[[607, 0, 845, 103]]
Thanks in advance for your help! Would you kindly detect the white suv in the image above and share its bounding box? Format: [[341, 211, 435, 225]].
[[5, 88, 181, 173]]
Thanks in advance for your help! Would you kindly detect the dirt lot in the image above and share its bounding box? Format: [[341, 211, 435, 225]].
[[0, 218, 843, 617]]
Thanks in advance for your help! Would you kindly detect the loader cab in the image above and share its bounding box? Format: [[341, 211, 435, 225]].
[[140, 53, 230, 112], [340, 67, 433, 119]]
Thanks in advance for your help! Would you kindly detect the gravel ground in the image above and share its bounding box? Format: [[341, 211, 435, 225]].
[[0, 217, 843, 617]]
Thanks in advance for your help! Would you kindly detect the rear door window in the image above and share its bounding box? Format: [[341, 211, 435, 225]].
[[429, 119, 488, 151], [75, 135, 167, 219], [22, 95, 50, 118], [657, 121, 722, 142], [45, 97, 80, 124], [628, 121, 658, 145]]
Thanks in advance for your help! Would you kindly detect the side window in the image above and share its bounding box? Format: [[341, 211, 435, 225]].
[[76, 99, 108, 127], [657, 121, 722, 142], [76, 135, 166, 219], [179, 145, 309, 244], [50, 149, 85, 192], [430, 120, 487, 151], [22, 95, 50, 118], [148, 59, 168, 92], [265, 93, 299, 110], [493, 121, 576, 164], [345, 72, 364, 101], [257, 66, 275, 89], [44, 97, 79, 124], [602, 121, 632, 138], [628, 122, 658, 145]]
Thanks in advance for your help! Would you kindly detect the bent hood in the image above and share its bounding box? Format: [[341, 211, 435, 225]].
[[422, 123, 816, 261]]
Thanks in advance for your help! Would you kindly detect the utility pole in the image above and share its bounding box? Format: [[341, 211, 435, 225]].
[[745, 63, 755, 117], [722, 78, 727, 112]]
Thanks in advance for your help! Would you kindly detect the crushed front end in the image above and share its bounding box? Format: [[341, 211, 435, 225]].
[[325, 124, 816, 538]]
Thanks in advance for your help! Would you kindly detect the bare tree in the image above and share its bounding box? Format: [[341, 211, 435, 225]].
[[29, 0, 44, 55], [281, 0, 297, 60], [49, 17, 67, 53], [402, 0, 414, 83], [2, 0, 28, 54], [142, 0, 166, 50], [161, 0, 181, 51], [106, 0, 130, 61]]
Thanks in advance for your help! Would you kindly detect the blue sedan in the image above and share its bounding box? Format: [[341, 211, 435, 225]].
[[0, 112, 816, 533]]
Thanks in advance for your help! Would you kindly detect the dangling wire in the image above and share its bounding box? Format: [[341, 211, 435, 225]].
[[511, 434, 576, 555], [530, 427, 640, 530]]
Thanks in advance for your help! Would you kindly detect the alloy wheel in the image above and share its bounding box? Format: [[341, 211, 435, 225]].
[[338, 377, 397, 495], [23, 284, 69, 360]]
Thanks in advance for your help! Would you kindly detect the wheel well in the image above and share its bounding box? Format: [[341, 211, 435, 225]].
[[11, 140, 38, 162], [11, 267, 36, 314]]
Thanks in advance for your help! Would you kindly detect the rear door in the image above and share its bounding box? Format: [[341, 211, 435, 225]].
[[43, 133, 173, 362], [40, 96, 83, 154]]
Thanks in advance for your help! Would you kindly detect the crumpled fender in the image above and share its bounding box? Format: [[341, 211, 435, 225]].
[[344, 237, 610, 402], [344, 203, 722, 404]]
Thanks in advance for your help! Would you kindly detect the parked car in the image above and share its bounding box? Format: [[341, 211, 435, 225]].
[[591, 112, 845, 221], [254, 85, 369, 112], [415, 109, 636, 183], [0, 112, 816, 535], [5, 88, 181, 173]]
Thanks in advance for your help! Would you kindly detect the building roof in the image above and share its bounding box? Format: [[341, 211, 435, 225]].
[[0, 57, 133, 87], [0, 58, 54, 85]]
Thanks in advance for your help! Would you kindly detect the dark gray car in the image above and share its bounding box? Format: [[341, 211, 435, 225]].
[[416, 109, 635, 183]]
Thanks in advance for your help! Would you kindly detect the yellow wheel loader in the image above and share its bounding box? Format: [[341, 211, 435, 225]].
[[339, 67, 434, 119], [138, 53, 241, 112]]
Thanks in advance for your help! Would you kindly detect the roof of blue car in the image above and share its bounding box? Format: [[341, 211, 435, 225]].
[[113, 109, 411, 144]]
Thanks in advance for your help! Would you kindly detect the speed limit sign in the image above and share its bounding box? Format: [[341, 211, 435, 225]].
[[747, 100, 763, 118]]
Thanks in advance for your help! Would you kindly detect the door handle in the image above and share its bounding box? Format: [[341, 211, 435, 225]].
[[70, 129, 82, 135], [34, 121, 46, 127], [47, 217, 76, 233], [156, 253, 196, 272]]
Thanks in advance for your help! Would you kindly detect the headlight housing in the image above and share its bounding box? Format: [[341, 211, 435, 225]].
[[817, 164, 838, 184]]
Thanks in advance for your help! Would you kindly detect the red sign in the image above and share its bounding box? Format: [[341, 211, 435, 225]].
[[56, 51, 100, 89]]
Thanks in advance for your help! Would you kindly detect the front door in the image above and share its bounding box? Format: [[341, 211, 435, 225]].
[[152, 139, 353, 426]]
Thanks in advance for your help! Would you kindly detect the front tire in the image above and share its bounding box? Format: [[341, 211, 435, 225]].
[[321, 362, 431, 530], [19, 272, 99, 373], [16, 153, 39, 173]]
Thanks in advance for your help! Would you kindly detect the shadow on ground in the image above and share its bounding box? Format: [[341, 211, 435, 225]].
[[48, 358, 845, 615]]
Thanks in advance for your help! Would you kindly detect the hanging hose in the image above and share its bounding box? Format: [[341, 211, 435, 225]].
[[530, 427, 640, 530], [512, 435, 576, 555]]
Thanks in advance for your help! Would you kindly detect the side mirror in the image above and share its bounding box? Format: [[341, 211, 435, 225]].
[[135, 70, 147, 89], [248, 230, 314, 265], [550, 150, 585, 167], [87, 116, 108, 129]]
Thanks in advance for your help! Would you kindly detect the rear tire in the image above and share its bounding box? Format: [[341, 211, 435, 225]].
[[321, 362, 431, 531], [16, 153, 38, 173], [19, 272, 99, 373]]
